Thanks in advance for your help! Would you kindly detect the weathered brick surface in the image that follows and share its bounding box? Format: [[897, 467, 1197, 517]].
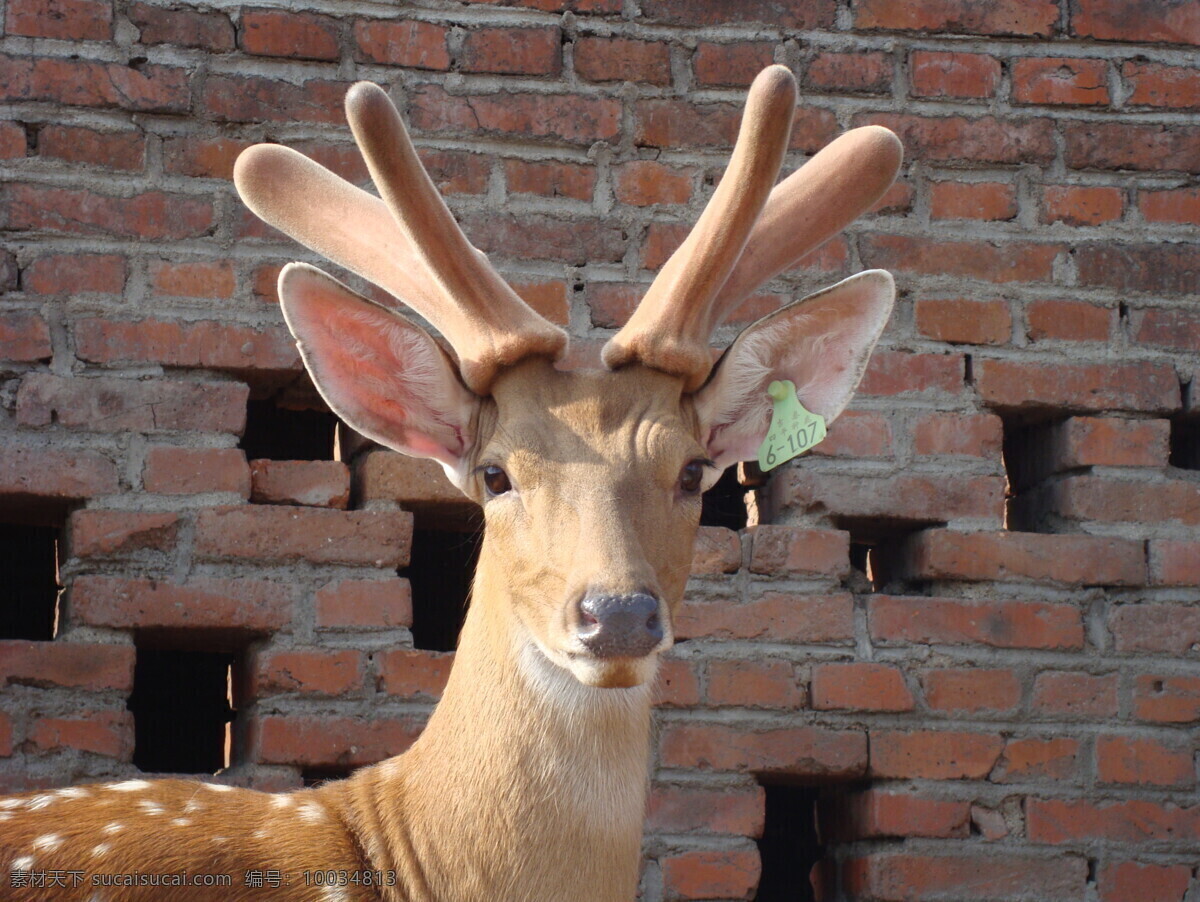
[[2, 6, 1196, 899]]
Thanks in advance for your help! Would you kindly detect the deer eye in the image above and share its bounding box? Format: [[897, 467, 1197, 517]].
[[482, 465, 511, 497], [679, 460, 706, 495]]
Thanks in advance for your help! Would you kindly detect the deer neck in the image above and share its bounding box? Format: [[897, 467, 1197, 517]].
[[345, 543, 654, 901]]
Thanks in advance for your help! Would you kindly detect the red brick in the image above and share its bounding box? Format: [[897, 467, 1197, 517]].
[[249, 459, 349, 509], [870, 730, 1004, 779], [692, 42, 776, 87], [641, 222, 690, 270], [240, 9, 339, 61], [1097, 736, 1194, 788], [654, 656, 701, 707], [587, 282, 641, 329], [255, 715, 422, 767], [1072, 0, 1200, 45], [1149, 539, 1200, 586], [900, 529, 1145, 586], [70, 575, 293, 631], [806, 52, 892, 93], [915, 297, 1011, 344], [1134, 674, 1200, 723], [0, 121, 24, 158], [574, 36, 670, 85], [0, 641, 134, 691], [871, 181, 916, 214], [353, 19, 450, 69], [0, 312, 51, 362], [870, 595, 1084, 650], [1098, 862, 1193, 902], [0, 712, 12, 757], [1027, 299, 1112, 341], [149, 260, 236, 298], [1079, 241, 1200, 296], [6, 183, 213, 240], [1032, 671, 1119, 718], [991, 737, 1080, 782], [1124, 61, 1200, 108], [780, 471, 1005, 523], [614, 161, 696, 206], [67, 510, 180, 558], [973, 359, 1180, 414], [930, 182, 1017, 221], [1139, 187, 1200, 224], [128, 2, 234, 50], [1026, 474, 1200, 527], [1042, 185, 1124, 225], [1027, 798, 1200, 845], [856, 112, 1055, 165], [822, 791, 970, 842], [419, 149, 490, 196], [252, 649, 362, 697], [909, 51, 1001, 98], [142, 446, 250, 497], [913, 412, 1002, 458], [29, 712, 132, 759], [661, 848, 759, 901], [202, 75, 351, 125], [1066, 122, 1200, 173], [748, 526, 849, 578], [1110, 603, 1200, 654], [0, 55, 190, 112], [355, 452, 471, 516], [690, 526, 740, 576], [0, 447, 119, 504], [845, 853, 1088, 902], [315, 578, 413, 629], [813, 410, 894, 458], [855, 0, 1057, 35], [410, 85, 620, 146], [707, 659, 805, 709], [922, 668, 1021, 713], [1136, 307, 1200, 351], [647, 783, 765, 837], [812, 663, 914, 712], [1013, 57, 1110, 105], [195, 507, 412, 567], [636, 99, 837, 153], [38, 125, 145, 171], [659, 723, 867, 778], [6, 0, 111, 40], [378, 648, 453, 698], [16, 374, 249, 434], [861, 233, 1060, 283], [1054, 416, 1170, 468], [461, 212, 626, 267], [859, 351, 965, 396], [675, 592, 854, 644], [504, 159, 595, 201], [460, 26, 560, 76], [640, 0, 833, 27]]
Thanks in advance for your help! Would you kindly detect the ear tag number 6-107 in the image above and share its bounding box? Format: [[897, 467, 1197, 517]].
[[757, 379, 827, 472]]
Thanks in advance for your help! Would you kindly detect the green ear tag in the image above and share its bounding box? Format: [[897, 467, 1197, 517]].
[[757, 380, 827, 472]]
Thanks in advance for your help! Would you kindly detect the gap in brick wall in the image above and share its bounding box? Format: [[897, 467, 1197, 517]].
[[239, 398, 337, 461], [128, 645, 239, 774], [406, 523, 484, 652], [302, 767, 355, 787], [0, 522, 61, 640], [701, 465, 750, 530], [843, 520, 931, 594], [1168, 417, 1200, 471], [1000, 414, 1062, 532], [754, 783, 823, 902]]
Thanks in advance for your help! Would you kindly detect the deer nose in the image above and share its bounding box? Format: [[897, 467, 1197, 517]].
[[577, 593, 664, 658]]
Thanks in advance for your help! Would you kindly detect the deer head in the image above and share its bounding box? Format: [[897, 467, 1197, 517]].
[[234, 66, 901, 693]]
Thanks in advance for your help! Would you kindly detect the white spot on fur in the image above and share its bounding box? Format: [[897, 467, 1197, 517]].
[[183, 799, 204, 813], [32, 834, 62, 852], [204, 783, 233, 792], [26, 793, 56, 810], [137, 800, 164, 816], [107, 780, 150, 792], [12, 855, 33, 871], [322, 886, 349, 902], [252, 829, 268, 840], [297, 801, 326, 823], [213, 836, 228, 843], [91, 843, 110, 858], [271, 794, 295, 809], [170, 817, 191, 827], [0, 798, 21, 809], [102, 822, 124, 835], [55, 787, 89, 800], [0, 812, 10, 822]]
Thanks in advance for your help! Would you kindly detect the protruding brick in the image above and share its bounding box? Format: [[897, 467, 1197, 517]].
[[29, 711, 132, 759], [748, 526, 849, 578], [822, 791, 971, 842], [143, 447, 250, 496], [67, 510, 180, 558], [252, 649, 363, 697], [71, 575, 293, 631], [195, 506, 412, 567], [974, 359, 1180, 414], [0, 447, 120, 505], [0, 641, 134, 691], [648, 782, 765, 837], [250, 459, 350, 509]]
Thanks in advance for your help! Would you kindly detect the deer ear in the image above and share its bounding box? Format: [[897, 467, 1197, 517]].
[[694, 270, 894, 470], [278, 263, 479, 482]]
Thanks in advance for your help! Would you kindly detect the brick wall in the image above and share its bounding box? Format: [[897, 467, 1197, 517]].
[[1, 0, 1198, 899]]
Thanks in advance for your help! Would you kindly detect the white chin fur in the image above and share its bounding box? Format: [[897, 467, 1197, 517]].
[[518, 639, 657, 704]]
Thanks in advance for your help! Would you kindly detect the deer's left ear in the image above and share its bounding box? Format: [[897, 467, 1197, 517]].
[[693, 270, 894, 470]]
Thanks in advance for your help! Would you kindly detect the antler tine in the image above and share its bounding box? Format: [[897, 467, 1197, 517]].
[[602, 65, 797, 392], [712, 125, 903, 315], [344, 82, 566, 395]]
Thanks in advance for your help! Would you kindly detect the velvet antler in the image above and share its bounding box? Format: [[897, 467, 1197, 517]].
[[234, 83, 567, 395], [603, 67, 902, 392]]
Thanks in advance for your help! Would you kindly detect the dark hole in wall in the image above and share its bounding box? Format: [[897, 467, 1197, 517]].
[[301, 767, 355, 787], [1169, 418, 1200, 471], [999, 415, 1060, 532], [701, 466, 749, 530], [0, 523, 60, 640], [406, 525, 483, 652], [240, 400, 337, 461], [841, 519, 934, 594], [755, 784, 822, 902], [129, 647, 237, 774]]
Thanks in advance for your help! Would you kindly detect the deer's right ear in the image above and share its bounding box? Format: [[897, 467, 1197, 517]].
[[278, 263, 479, 481]]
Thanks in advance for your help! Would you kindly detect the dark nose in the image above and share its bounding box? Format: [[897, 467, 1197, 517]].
[[577, 593, 664, 658]]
